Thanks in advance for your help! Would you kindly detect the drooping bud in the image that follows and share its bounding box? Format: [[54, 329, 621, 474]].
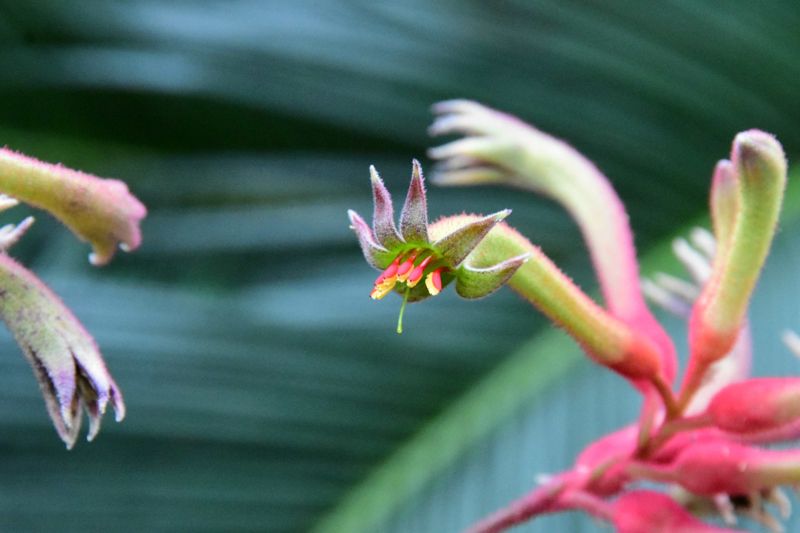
[[0, 148, 146, 266], [573, 425, 637, 496], [0, 254, 124, 448], [613, 491, 745, 533]]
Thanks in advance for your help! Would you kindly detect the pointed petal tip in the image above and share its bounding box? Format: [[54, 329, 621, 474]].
[[347, 209, 362, 225], [369, 165, 381, 183], [400, 161, 430, 242], [86, 414, 102, 442], [111, 384, 126, 422], [114, 404, 126, 423], [430, 99, 477, 115], [0, 194, 19, 212], [494, 208, 511, 221], [411, 159, 424, 183], [433, 211, 511, 267]]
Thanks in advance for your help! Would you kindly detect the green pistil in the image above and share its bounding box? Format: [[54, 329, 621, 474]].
[[396, 287, 411, 334]]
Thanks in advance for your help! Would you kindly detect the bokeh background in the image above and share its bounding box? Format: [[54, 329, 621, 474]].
[[0, 1, 798, 532]]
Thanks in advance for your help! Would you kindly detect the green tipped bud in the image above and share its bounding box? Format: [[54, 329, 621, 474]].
[[690, 131, 786, 364]]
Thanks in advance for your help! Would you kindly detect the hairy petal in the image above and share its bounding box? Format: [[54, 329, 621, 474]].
[[348, 209, 395, 269], [0, 254, 124, 448], [433, 209, 510, 267], [399, 160, 429, 243], [369, 165, 403, 249]]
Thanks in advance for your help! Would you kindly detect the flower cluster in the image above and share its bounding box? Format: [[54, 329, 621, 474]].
[[0, 149, 145, 448], [350, 100, 796, 532]]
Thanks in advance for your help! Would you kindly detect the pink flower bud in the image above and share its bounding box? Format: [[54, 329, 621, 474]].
[[707, 377, 800, 434], [613, 491, 744, 533], [636, 440, 800, 496]]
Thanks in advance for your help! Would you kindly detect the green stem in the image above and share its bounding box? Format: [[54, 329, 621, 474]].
[[471, 222, 662, 380], [396, 287, 410, 334]]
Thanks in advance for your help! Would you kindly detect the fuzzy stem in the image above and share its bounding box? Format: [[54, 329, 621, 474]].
[[466, 220, 666, 385], [429, 100, 676, 380]]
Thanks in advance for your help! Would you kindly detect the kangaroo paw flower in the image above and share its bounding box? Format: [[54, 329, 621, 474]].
[[348, 160, 526, 332]]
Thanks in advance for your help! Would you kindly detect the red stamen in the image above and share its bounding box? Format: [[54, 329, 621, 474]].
[[374, 257, 400, 285], [371, 257, 401, 300], [425, 268, 443, 296], [396, 252, 419, 282], [406, 256, 433, 288]]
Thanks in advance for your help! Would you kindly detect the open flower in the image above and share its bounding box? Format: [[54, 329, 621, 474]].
[[348, 160, 528, 332]]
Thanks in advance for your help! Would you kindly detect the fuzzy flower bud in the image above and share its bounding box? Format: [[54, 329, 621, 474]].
[[689, 131, 786, 365], [348, 160, 528, 332], [0, 148, 146, 265]]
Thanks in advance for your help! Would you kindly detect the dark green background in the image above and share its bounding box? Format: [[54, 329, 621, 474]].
[[0, 2, 797, 532]]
